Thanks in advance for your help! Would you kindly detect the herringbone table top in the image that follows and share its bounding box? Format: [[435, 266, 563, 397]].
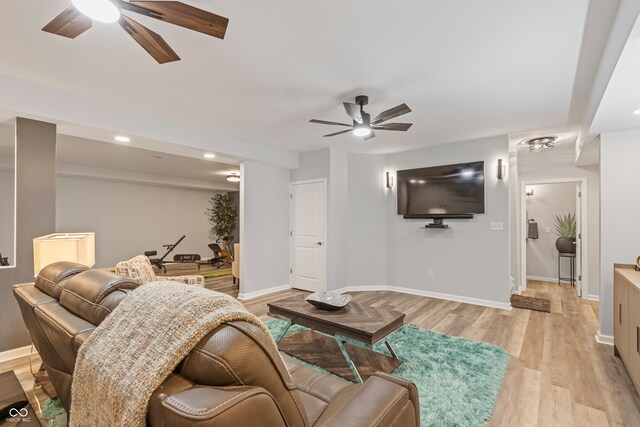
[[268, 295, 405, 344]]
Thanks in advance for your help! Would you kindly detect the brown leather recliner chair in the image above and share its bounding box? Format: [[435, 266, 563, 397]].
[[14, 262, 420, 426]]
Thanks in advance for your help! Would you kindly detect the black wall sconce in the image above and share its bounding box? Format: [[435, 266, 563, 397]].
[[386, 171, 394, 188], [497, 159, 506, 180]]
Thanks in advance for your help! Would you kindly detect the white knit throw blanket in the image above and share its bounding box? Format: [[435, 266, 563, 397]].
[[70, 281, 274, 427]]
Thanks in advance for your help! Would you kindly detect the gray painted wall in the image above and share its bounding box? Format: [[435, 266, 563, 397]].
[[508, 153, 520, 292], [600, 128, 640, 337], [347, 154, 388, 288], [0, 118, 56, 353], [56, 176, 222, 268], [327, 149, 349, 291], [290, 148, 330, 182], [386, 136, 511, 305], [240, 160, 290, 296], [525, 182, 576, 280], [0, 168, 14, 266], [0, 124, 15, 266]]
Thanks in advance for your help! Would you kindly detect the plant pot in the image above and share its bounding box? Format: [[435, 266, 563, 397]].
[[555, 237, 576, 254]]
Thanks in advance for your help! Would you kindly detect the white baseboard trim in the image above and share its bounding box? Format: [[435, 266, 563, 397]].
[[237, 284, 292, 301], [595, 331, 614, 346], [0, 345, 32, 364], [585, 294, 600, 302], [334, 285, 512, 310], [526, 275, 572, 284]]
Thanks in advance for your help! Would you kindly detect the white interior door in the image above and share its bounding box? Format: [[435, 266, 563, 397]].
[[290, 181, 326, 292], [575, 182, 583, 296]]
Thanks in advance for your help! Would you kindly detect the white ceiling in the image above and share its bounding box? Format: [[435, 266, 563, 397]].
[[57, 133, 240, 189], [0, 0, 595, 155], [0, 122, 240, 190], [514, 134, 578, 175], [590, 14, 640, 135]]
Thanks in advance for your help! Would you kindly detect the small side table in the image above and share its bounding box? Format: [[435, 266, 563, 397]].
[[558, 252, 576, 287]]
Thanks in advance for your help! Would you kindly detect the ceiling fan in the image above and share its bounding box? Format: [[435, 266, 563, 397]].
[[310, 95, 412, 141], [41, 0, 229, 64]]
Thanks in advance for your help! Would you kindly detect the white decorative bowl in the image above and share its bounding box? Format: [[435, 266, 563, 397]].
[[305, 291, 352, 311]]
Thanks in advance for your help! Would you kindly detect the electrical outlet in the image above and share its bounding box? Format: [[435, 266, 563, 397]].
[[427, 269, 434, 277], [490, 222, 504, 231]]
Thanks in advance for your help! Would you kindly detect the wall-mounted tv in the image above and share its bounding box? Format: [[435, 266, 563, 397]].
[[397, 161, 485, 218]]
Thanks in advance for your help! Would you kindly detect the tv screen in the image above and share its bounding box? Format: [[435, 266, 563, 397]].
[[397, 161, 485, 217]]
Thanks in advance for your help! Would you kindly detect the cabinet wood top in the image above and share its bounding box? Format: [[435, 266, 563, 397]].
[[615, 267, 640, 291]]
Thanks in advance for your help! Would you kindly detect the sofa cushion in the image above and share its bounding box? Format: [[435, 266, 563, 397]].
[[59, 269, 139, 325], [35, 262, 89, 300]]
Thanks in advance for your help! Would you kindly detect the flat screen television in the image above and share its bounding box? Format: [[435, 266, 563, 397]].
[[397, 161, 485, 218]]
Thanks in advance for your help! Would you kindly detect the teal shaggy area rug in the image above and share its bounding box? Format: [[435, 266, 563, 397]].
[[41, 319, 509, 427], [266, 318, 510, 427]]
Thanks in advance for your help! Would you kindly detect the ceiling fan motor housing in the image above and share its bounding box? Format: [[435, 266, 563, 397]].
[[355, 95, 369, 106]]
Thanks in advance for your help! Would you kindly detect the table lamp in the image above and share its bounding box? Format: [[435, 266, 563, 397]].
[[33, 232, 95, 277]]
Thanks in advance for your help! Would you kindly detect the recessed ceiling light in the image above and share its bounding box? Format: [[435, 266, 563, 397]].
[[114, 136, 130, 143], [72, 0, 120, 23], [632, 109, 640, 115], [204, 153, 216, 159]]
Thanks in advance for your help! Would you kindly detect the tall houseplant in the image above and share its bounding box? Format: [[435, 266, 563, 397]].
[[554, 213, 576, 254], [206, 193, 238, 251]]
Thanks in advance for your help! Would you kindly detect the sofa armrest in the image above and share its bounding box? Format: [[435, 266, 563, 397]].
[[155, 385, 287, 427], [315, 374, 420, 427], [165, 275, 206, 287]]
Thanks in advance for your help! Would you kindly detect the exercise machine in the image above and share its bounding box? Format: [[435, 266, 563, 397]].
[[204, 243, 227, 268], [144, 235, 186, 273]]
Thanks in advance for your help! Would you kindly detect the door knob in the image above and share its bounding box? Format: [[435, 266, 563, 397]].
[[315, 241, 323, 246]]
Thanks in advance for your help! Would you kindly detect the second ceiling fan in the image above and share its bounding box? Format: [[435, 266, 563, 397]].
[[42, 0, 229, 64], [310, 95, 412, 141]]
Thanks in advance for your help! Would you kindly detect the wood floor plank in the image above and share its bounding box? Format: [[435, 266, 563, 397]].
[[573, 403, 610, 427], [490, 359, 542, 427], [537, 379, 573, 427]]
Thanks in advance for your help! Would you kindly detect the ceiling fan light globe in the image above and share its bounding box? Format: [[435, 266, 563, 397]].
[[72, 0, 120, 23], [353, 126, 371, 137]]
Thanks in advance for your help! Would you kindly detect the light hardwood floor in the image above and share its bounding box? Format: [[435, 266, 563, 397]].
[[3, 278, 640, 426]]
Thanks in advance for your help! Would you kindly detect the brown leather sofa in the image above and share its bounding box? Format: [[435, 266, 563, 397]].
[[14, 262, 419, 426]]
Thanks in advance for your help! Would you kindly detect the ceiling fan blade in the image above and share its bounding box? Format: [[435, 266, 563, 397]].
[[119, 15, 180, 64], [372, 103, 412, 124], [343, 103, 363, 124], [123, 1, 229, 39], [363, 131, 376, 141], [309, 119, 352, 127], [372, 123, 413, 132], [323, 129, 353, 137], [42, 7, 92, 39]]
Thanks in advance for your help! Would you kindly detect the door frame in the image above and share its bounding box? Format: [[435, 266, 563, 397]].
[[518, 177, 588, 297], [289, 178, 327, 292]]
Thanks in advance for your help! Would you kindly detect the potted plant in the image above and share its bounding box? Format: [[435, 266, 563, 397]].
[[206, 193, 238, 257], [554, 213, 576, 254]]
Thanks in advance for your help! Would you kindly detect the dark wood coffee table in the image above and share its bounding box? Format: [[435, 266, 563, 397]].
[[0, 371, 42, 426], [268, 295, 405, 382]]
